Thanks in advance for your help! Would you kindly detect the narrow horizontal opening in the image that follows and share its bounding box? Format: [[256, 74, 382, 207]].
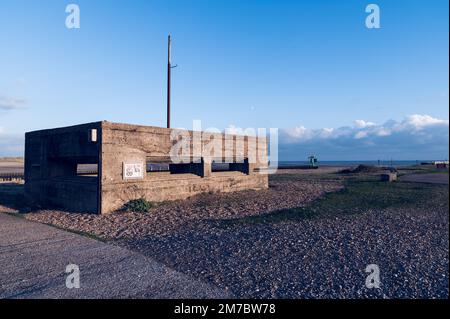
[[212, 159, 251, 174], [77, 164, 98, 177], [212, 162, 231, 172], [146, 162, 169, 172], [169, 163, 198, 175]]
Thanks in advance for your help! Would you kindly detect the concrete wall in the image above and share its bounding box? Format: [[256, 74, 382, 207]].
[[101, 172, 268, 214], [100, 122, 268, 214], [25, 121, 269, 214], [25, 122, 101, 212]]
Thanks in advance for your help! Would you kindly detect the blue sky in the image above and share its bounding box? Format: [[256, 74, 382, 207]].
[[0, 0, 448, 160]]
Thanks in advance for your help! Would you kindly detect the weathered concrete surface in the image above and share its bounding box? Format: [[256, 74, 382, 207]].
[[400, 173, 449, 185], [25, 121, 269, 214], [25, 122, 101, 213], [100, 122, 268, 214], [0, 213, 230, 299], [102, 171, 268, 214]]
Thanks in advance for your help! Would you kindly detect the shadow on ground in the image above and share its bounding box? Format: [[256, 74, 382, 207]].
[[1, 172, 449, 299], [120, 181, 449, 298], [0, 183, 27, 213]]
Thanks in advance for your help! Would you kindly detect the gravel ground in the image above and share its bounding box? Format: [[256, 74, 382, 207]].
[[24, 178, 343, 238], [7, 172, 450, 299], [120, 204, 449, 299]]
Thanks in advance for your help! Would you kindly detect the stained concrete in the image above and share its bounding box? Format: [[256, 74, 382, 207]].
[[25, 121, 269, 214], [0, 213, 230, 299]]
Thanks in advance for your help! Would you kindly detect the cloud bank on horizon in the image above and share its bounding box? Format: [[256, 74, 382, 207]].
[[279, 114, 449, 161], [0, 114, 449, 160]]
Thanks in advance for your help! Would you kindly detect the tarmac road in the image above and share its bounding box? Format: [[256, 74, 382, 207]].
[[400, 173, 449, 185], [0, 213, 229, 299]]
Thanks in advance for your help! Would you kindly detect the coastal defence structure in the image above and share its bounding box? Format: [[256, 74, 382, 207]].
[[25, 121, 268, 214]]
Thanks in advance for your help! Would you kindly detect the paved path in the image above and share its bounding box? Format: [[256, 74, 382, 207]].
[[0, 213, 229, 299], [400, 173, 449, 185]]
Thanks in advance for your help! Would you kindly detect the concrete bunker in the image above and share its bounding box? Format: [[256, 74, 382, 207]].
[[25, 121, 269, 214]]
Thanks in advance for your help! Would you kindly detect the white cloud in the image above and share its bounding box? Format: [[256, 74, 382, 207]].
[[404, 114, 449, 129], [354, 131, 368, 139], [284, 114, 448, 143], [319, 128, 334, 138], [375, 127, 391, 137], [284, 126, 313, 141], [280, 114, 449, 160], [0, 95, 27, 110], [354, 120, 376, 128]]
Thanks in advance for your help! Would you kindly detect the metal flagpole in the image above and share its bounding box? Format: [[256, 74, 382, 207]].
[[167, 34, 171, 129]]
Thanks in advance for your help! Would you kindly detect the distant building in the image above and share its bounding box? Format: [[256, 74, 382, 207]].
[[435, 161, 449, 169]]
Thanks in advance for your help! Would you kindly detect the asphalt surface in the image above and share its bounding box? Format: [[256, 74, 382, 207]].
[[0, 213, 229, 299], [400, 173, 449, 185]]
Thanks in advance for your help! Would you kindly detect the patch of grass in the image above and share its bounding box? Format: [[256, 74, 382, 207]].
[[270, 173, 343, 182], [220, 178, 444, 227], [123, 198, 153, 213], [339, 164, 383, 174], [50, 224, 108, 242], [4, 211, 107, 242], [414, 168, 449, 175], [5, 211, 25, 219], [398, 165, 449, 175]]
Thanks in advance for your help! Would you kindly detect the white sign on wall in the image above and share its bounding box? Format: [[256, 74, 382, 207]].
[[123, 163, 144, 180]]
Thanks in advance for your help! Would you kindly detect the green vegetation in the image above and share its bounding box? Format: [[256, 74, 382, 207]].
[[123, 198, 153, 212], [392, 164, 448, 176], [5, 211, 25, 219], [410, 167, 449, 175], [271, 172, 343, 182], [220, 176, 447, 226], [48, 223, 108, 242], [52, 223, 107, 241]]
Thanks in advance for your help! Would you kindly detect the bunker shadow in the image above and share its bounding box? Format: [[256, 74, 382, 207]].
[[0, 182, 28, 213]]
